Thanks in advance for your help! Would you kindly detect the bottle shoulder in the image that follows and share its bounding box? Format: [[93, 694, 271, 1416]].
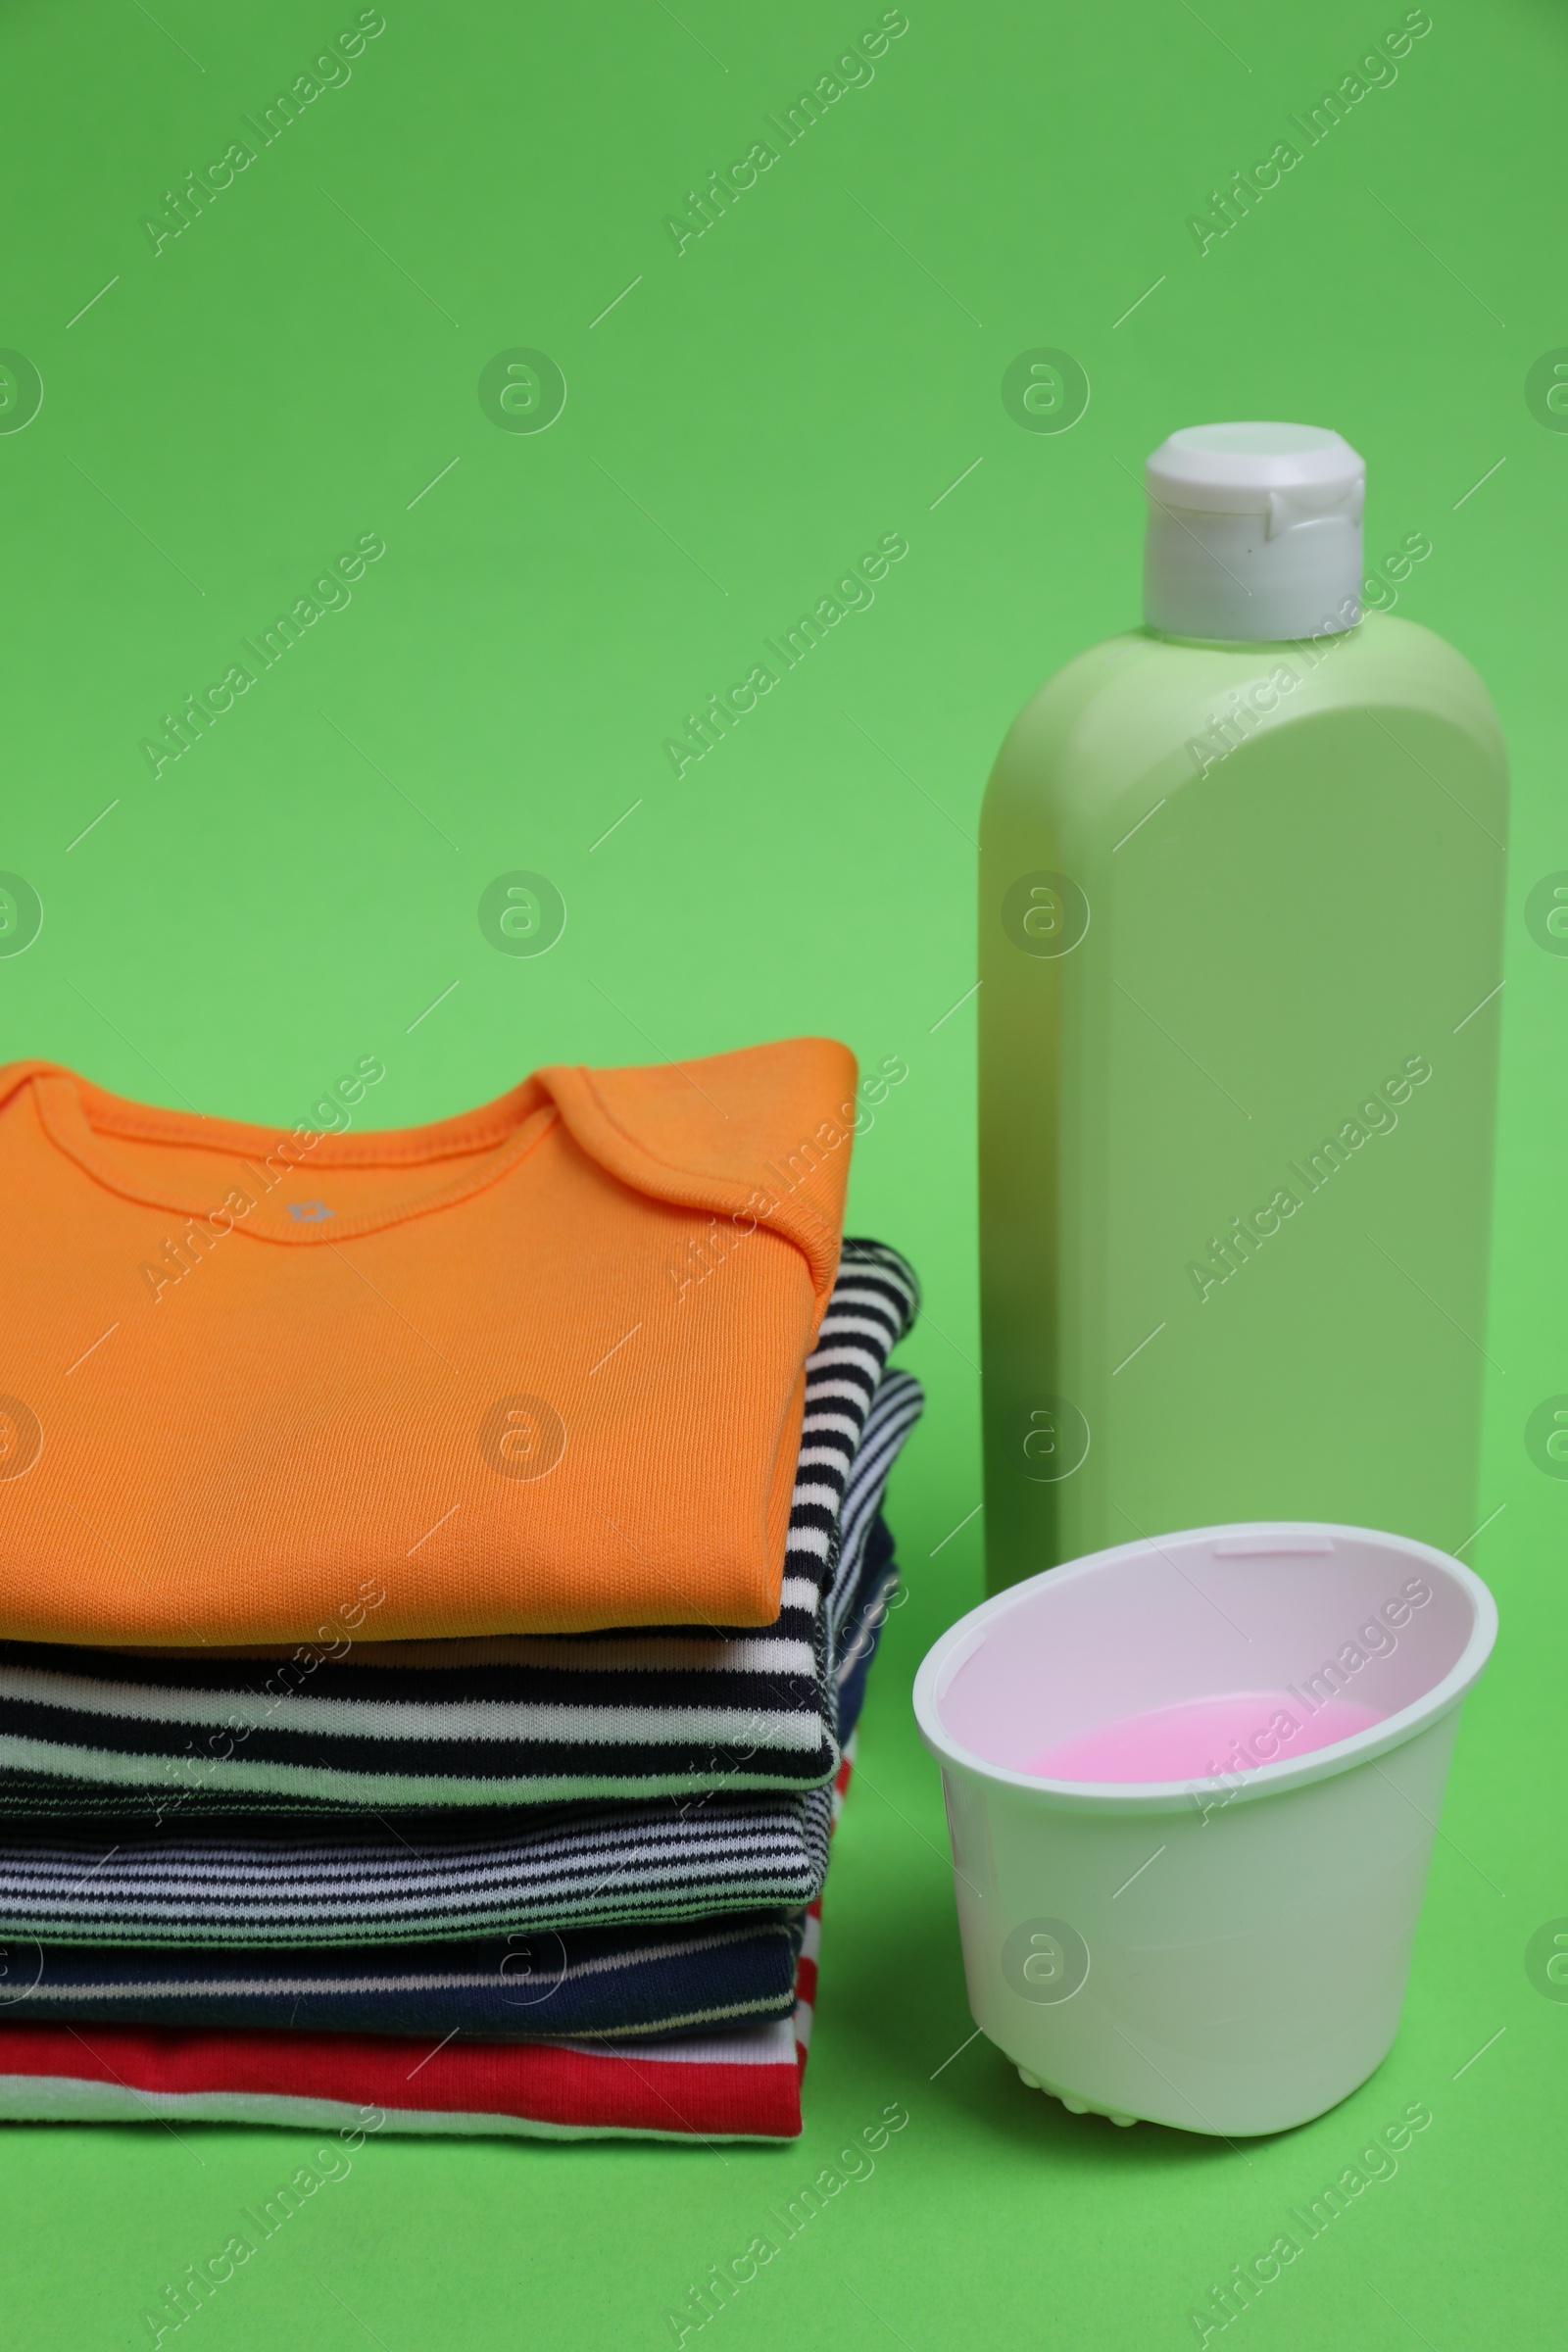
[[982, 612, 1505, 838]]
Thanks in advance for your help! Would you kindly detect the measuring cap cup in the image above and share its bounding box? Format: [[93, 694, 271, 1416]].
[[912, 1521, 1496, 2136]]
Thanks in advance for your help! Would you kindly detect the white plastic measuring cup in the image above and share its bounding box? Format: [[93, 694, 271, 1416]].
[[913, 1522, 1496, 2136]]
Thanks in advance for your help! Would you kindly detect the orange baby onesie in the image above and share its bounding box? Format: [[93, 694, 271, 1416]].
[[0, 1039, 858, 1645]]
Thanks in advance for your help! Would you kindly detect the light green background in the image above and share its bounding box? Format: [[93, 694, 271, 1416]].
[[1, 0, 1563, 2342]]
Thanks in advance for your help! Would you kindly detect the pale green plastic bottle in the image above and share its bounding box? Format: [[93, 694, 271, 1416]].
[[979, 424, 1507, 1591]]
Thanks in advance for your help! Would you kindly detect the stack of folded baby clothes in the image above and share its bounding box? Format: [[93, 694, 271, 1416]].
[[0, 1041, 920, 2140]]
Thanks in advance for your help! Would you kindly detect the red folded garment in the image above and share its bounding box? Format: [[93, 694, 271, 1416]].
[[0, 1755, 848, 2142], [0, 2002, 808, 2142]]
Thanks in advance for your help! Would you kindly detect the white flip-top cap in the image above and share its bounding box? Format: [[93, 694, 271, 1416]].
[[1144, 421, 1365, 643]]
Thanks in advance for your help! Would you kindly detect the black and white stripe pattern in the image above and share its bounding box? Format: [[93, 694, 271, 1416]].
[[0, 1241, 920, 1816], [0, 1517, 896, 1950], [0, 1788, 835, 1949]]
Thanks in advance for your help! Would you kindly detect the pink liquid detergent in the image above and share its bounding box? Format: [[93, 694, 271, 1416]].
[[1024, 1690, 1384, 1784]]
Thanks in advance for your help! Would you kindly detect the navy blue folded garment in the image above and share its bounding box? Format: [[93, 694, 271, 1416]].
[[834, 1527, 899, 1740], [0, 1513, 900, 1956], [0, 1911, 805, 2042]]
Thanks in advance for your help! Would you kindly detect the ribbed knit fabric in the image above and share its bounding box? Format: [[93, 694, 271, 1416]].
[[0, 1525, 900, 1949], [0, 1041, 864, 1643], [0, 1247, 920, 1814]]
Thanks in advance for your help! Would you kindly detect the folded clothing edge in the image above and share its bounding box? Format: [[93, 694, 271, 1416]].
[[0, 1752, 858, 2141]]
